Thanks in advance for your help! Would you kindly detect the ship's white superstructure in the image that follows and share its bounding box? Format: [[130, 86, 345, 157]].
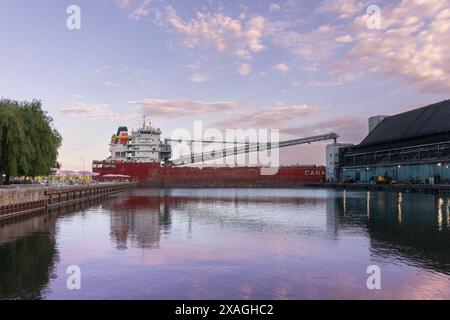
[[110, 126, 129, 161], [109, 121, 163, 163], [127, 123, 161, 162]]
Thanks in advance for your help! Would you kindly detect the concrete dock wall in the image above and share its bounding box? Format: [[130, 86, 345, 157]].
[[0, 183, 138, 220], [0, 187, 45, 206]]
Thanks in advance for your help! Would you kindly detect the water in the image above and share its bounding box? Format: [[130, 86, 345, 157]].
[[1, 188, 450, 300]]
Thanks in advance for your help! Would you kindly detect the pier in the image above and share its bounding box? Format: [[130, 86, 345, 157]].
[[321, 182, 450, 195], [0, 182, 138, 221]]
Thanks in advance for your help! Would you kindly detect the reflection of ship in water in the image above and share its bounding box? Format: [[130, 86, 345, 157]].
[[2, 188, 450, 299], [0, 198, 107, 299], [104, 189, 172, 250], [104, 189, 330, 251], [328, 190, 450, 275]]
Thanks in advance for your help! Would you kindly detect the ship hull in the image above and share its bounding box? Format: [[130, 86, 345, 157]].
[[93, 162, 325, 188]]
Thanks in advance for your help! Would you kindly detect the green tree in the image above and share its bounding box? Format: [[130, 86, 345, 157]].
[[0, 99, 62, 184], [0, 100, 26, 184]]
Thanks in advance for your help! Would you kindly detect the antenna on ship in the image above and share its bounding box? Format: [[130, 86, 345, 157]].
[[143, 115, 146, 129]]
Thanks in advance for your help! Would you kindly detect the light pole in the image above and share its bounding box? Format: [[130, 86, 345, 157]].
[[80, 157, 85, 185], [80, 157, 85, 172]]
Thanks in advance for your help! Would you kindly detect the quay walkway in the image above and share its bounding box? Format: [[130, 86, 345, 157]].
[[0, 182, 138, 221], [319, 182, 450, 195]]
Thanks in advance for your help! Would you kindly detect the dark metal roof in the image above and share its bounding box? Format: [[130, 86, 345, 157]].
[[359, 99, 450, 147]]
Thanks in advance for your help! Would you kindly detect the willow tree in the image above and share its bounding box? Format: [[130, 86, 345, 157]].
[[0, 99, 62, 184], [0, 100, 25, 184]]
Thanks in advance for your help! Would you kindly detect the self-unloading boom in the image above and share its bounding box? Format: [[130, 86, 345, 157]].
[[168, 133, 339, 166]]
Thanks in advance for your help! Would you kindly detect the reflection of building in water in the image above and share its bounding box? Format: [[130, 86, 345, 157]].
[[327, 190, 450, 275], [105, 190, 172, 249], [325, 189, 374, 236], [325, 191, 340, 236]]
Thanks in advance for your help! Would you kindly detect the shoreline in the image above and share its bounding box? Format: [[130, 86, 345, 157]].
[[0, 182, 138, 221]]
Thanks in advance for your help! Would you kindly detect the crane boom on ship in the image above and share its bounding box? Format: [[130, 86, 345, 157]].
[[166, 133, 338, 166]]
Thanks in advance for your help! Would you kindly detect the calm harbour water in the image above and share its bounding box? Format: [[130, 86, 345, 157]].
[[1, 188, 450, 300]]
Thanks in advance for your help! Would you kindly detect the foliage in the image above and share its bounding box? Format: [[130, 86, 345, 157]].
[[0, 99, 62, 183]]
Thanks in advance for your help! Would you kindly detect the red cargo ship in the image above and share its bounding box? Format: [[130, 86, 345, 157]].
[[92, 124, 326, 187], [93, 161, 325, 187]]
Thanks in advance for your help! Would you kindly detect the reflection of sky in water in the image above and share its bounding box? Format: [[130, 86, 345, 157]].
[[1, 188, 450, 300]]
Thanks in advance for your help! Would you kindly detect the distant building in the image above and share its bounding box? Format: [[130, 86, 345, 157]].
[[368, 115, 390, 133], [338, 99, 450, 184], [326, 143, 353, 182]]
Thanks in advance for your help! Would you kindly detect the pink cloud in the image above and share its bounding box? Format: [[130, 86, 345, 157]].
[[339, 0, 450, 94], [316, 0, 367, 19], [128, 98, 255, 118], [161, 6, 266, 59], [283, 116, 367, 143], [212, 103, 319, 129]]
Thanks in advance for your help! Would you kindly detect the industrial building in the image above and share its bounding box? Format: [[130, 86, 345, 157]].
[[328, 99, 450, 184]]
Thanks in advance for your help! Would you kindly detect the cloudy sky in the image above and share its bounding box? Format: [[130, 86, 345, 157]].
[[0, 0, 449, 169]]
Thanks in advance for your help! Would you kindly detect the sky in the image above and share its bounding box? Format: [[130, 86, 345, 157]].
[[0, 0, 449, 169]]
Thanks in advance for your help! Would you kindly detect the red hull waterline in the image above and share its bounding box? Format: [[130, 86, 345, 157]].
[[93, 162, 325, 188]]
